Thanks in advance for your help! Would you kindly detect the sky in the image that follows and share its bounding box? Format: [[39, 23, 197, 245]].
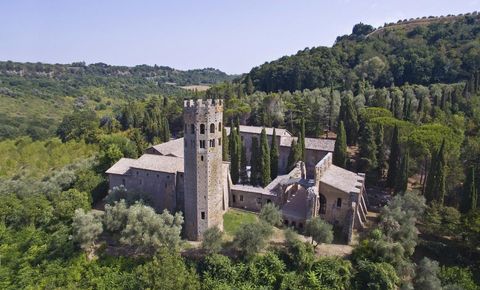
[[0, 0, 478, 74]]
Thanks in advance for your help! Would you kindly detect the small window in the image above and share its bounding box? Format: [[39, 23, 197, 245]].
[[200, 124, 205, 134], [218, 138, 221, 146], [122, 179, 126, 186], [136, 171, 139, 175], [201, 212, 206, 219], [267, 199, 271, 203], [157, 174, 159, 178], [337, 198, 342, 208], [218, 122, 222, 132], [232, 195, 236, 203], [201, 156, 204, 161], [210, 123, 215, 133], [256, 198, 262, 205], [240, 195, 244, 202], [200, 140, 206, 148], [139, 179, 142, 185], [209, 139, 215, 147], [146, 173, 149, 176], [167, 175, 170, 179], [190, 124, 195, 134]]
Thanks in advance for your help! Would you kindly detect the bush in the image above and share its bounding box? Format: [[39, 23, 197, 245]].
[[202, 226, 223, 254], [233, 221, 273, 260], [306, 217, 334, 248], [259, 203, 283, 226]]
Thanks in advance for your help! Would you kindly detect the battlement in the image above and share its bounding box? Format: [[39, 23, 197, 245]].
[[314, 153, 333, 184], [184, 99, 223, 109]]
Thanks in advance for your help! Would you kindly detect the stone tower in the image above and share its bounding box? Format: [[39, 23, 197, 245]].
[[183, 99, 225, 241]]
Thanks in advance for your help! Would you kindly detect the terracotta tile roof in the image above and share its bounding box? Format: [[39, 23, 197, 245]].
[[106, 154, 184, 174], [225, 125, 292, 137], [279, 136, 335, 152], [319, 165, 364, 194], [148, 138, 184, 158], [105, 158, 137, 175]]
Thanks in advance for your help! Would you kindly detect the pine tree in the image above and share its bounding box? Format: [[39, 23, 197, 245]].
[[333, 121, 347, 168], [386, 125, 400, 188], [358, 123, 377, 171], [375, 124, 386, 179], [270, 128, 279, 179], [287, 139, 299, 172], [222, 127, 229, 161], [229, 125, 239, 184], [394, 150, 409, 194], [260, 128, 271, 187], [240, 144, 248, 184], [461, 166, 477, 213], [300, 118, 306, 161], [250, 137, 260, 186]]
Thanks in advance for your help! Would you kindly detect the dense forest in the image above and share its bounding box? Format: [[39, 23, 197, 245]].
[[246, 12, 480, 92], [1, 11, 480, 290]]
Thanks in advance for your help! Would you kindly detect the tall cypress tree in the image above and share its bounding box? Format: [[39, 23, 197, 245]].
[[287, 139, 299, 172], [260, 128, 271, 187], [339, 93, 359, 146], [375, 124, 386, 179], [424, 139, 446, 204], [386, 125, 400, 188], [461, 166, 477, 213], [222, 127, 229, 161], [333, 121, 347, 168], [358, 123, 377, 170], [395, 150, 409, 194], [250, 137, 260, 186], [270, 128, 279, 179], [229, 125, 239, 184], [240, 144, 248, 184], [300, 118, 306, 161]]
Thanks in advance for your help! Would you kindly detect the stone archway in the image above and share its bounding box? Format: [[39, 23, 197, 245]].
[[319, 193, 327, 215]]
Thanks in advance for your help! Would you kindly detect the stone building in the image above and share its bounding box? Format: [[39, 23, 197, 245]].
[[106, 99, 368, 243]]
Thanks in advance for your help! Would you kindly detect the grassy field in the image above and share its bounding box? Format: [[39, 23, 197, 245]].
[[223, 208, 257, 236]]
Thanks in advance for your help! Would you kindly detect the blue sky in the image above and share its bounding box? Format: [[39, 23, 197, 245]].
[[0, 0, 478, 74]]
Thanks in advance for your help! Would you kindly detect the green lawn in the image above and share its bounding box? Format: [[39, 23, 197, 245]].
[[223, 209, 257, 236]]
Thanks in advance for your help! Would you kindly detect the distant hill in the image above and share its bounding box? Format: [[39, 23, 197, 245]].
[[246, 12, 480, 92], [0, 61, 233, 140]]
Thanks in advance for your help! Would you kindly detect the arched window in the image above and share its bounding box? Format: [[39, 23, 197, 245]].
[[319, 194, 327, 215], [200, 124, 205, 134], [218, 122, 222, 132], [210, 123, 215, 133]]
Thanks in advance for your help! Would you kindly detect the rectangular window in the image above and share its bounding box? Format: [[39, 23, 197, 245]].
[[122, 179, 126, 186], [337, 198, 342, 208], [240, 195, 244, 202], [201, 212, 205, 219], [218, 138, 221, 146], [209, 139, 215, 147], [200, 140, 206, 148], [232, 195, 236, 203]]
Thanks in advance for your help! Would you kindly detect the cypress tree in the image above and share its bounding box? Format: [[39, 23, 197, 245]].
[[162, 116, 170, 142], [375, 124, 386, 179], [358, 123, 377, 170], [240, 144, 248, 184], [270, 128, 279, 179], [300, 118, 306, 161], [222, 127, 229, 161], [287, 139, 299, 171], [333, 121, 347, 168], [424, 139, 446, 204], [339, 93, 359, 146], [436, 140, 446, 204], [229, 125, 239, 184], [461, 166, 477, 213], [250, 137, 260, 186], [260, 128, 271, 187], [395, 150, 409, 194], [386, 125, 400, 188]]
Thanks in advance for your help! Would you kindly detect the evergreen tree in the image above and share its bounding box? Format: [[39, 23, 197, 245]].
[[300, 118, 306, 161], [162, 116, 170, 142], [358, 123, 377, 171], [386, 125, 400, 188], [229, 125, 239, 184], [260, 128, 271, 187], [333, 121, 347, 168], [375, 124, 386, 179], [270, 128, 279, 179], [245, 75, 254, 95], [339, 93, 359, 146], [461, 166, 477, 213], [250, 137, 260, 186], [287, 139, 299, 172], [394, 150, 409, 194], [424, 140, 446, 204], [222, 127, 229, 161], [240, 144, 248, 184]]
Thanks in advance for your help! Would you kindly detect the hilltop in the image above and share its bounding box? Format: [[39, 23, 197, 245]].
[[246, 11, 480, 92]]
